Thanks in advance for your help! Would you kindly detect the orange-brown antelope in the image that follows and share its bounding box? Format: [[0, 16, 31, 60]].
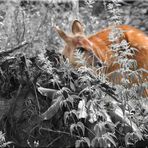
[[55, 20, 148, 87]]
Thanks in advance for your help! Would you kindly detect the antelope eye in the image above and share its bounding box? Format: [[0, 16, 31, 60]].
[[76, 47, 86, 53]]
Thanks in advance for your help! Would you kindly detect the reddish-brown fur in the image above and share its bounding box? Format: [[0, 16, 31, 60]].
[[55, 20, 148, 84]]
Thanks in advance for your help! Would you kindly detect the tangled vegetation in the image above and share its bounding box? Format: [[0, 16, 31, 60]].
[[0, 0, 148, 148]]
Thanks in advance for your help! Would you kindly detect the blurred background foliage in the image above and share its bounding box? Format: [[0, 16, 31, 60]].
[[0, 0, 147, 57]]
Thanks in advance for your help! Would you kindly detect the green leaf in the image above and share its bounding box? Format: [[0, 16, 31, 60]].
[[105, 121, 116, 133], [103, 133, 116, 147], [75, 140, 81, 148], [94, 122, 106, 137], [70, 109, 78, 119], [70, 80, 76, 91], [67, 94, 74, 108], [133, 131, 143, 141], [91, 137, 98, 148], [64, 111, 70, 124], [61, 99, 69, 108], [2, 141, 13, 147], [70, 123, 77, 135], [78, 99, 87, 119], [37, 86, 57, 98], [125, 132, 134, 146], [83, 137, 90, 147], [98, 137, 107, 148], [77, 122, 85, 136], [75, 137, 90, 148], [40, 96, 62, 120], [91, 137, 107, 148]]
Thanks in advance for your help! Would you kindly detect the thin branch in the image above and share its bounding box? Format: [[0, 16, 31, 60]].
[[40, 127, 81, 139], [0, 41, 29, 57], [47, 135, 63, 147]]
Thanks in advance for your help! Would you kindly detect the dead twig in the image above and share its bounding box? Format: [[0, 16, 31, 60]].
[[0, 41, 29, 57]]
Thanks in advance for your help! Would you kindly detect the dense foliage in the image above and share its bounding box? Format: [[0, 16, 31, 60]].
[[0, 0, 148, 148]]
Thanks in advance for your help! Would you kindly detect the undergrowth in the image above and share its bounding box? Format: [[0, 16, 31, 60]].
[[0, 0, 148, 148]]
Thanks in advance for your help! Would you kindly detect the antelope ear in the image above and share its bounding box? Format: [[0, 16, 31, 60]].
[[72, 20, 84, 34], [55, 26, 68, 42]]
